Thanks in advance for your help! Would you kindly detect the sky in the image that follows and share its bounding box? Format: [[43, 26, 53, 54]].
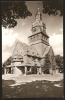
[[2, 1, 63, 63]]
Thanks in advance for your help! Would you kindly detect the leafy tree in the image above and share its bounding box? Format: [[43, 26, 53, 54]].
[[3, 56, 12, 67], [42, 0, 63, 16], [55, 55, 63, 72], [1, 0, 32, 28], [1, 0, 63, 28]]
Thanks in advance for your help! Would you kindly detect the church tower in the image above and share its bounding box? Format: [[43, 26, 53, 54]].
[[28, 8, 49, 56]]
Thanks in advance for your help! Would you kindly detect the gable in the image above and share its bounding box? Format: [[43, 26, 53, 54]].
[[12, 39, 40, 59]]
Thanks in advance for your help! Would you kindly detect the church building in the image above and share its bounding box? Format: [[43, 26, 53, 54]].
[[3, 9, 56, 75]]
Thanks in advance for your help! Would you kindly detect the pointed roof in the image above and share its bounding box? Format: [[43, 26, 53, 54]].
[[12, 39, 51, 59], [32, 8, 44, 27], [27, 45, 41, 58], [42, 46, 51, 58], [12, 39, 41, 58], [35, 8, 42, 21], [12, 39, 29, 57], [31, 8, 49, 38]]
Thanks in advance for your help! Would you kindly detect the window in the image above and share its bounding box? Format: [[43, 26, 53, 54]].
[[32, 27, 36, 32]]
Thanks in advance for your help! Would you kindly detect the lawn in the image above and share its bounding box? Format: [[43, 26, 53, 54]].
[[2, 79, 64, 98]]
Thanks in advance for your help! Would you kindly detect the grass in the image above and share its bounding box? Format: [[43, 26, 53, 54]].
[[2, 79, 64, 98]]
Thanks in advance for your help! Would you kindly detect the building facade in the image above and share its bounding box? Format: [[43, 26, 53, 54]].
[[3, 9, 56, 75]]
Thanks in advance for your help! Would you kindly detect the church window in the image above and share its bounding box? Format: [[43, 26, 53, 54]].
[[32, 27, 36, 32]]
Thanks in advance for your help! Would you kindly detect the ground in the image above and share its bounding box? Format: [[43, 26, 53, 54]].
[[2, 73, 64, 98]]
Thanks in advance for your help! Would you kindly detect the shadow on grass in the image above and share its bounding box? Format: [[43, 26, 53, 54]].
[[2, 79, 64, 98]]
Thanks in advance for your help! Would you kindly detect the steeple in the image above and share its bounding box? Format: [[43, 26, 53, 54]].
[[28, 8, 49, 56], [32, 8, 48, 36], [35, 8, 42, 21]]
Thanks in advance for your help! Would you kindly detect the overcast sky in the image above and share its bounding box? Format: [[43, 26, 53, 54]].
[[2, 1, 63, 63]]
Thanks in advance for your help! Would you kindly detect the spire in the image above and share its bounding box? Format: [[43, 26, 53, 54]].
[[35, 8, 42, 21], [31, 8, 48, 37]]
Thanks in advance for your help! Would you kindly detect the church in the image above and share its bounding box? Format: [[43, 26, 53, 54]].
[[3, 9, 56, 75]]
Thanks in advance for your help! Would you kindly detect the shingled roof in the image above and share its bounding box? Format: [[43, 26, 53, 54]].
[[42, 46, 51, 58], [12, 40, 41, 58], [12, 39, 52, 60]]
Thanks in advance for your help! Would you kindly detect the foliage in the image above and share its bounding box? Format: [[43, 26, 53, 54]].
[[55, 55, 63, 72], [1, 0, 63, 28], [1, 0, 32, 28], [42, 0, 63, 16], [3, 56, 12, 67]]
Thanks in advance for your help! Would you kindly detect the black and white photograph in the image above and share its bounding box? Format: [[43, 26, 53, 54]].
[[2, 0, 64, 98]]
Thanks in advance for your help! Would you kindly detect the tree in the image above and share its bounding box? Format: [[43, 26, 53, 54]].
[[1, 0, 32, 28], [3, 56, 12, 67], [55, 55, 63, 72], [42, 0, 63, 16], [1, 0, 63, 28]]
